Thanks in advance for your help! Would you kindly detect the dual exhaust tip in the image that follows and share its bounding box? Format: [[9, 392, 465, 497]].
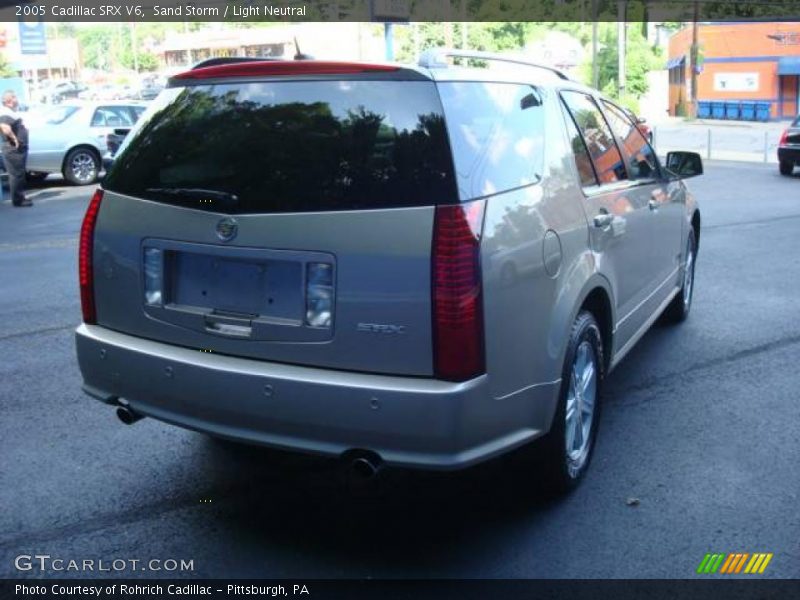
[[348, 454, 383, 481], [114, 405, 384, 481], [116, 405, 144, 425]]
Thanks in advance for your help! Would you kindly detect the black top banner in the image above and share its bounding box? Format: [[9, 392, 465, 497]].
[[1, 0, 800, 23]]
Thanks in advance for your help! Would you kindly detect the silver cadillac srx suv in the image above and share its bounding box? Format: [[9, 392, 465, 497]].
[[76, 50, 702, 491]]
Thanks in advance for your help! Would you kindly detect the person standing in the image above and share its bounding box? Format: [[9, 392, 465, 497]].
[[0, 90, 32, 207]]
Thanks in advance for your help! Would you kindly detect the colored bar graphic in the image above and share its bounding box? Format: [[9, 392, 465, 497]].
[[751, 554, 766, 573], [734, 553, 749, 573], [710, 554, 725, 573], [744, 554, 760, 574], [758, 553, 773, 573], [705, 552, 774, 575], [697, 554, 712, 574], [720, 554, 736, 574]]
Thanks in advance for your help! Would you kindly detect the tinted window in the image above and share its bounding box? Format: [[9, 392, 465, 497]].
[[104, 81, 457, 213], [560, 99, 597, 187], [91, 106, 136, 128], [44, 105, 79, 125], [561, 91, 627, 184], [602, 101, 659, 180], [438, 82, 545, 200]]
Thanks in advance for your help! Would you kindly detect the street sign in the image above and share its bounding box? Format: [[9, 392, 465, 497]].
[[18, 19, 47, 55]]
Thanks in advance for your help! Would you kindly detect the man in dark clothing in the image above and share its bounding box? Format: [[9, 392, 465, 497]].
[[0, 90, 32, 207]]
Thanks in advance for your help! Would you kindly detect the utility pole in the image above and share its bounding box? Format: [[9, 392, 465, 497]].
[[461, 0, 468, 48], [591, 0, 599, 89], [690, 0, 700, 117], [384, 23, 394, 61], [617, 1, 626, 98], [130, 22, 139, 74]]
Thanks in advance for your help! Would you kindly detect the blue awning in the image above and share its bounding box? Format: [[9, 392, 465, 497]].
[[778, 56, 800, 75], [666, 56, 686, 69]]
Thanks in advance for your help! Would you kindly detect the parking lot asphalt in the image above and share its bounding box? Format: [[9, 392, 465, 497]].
[[1, 163, 799, 579]]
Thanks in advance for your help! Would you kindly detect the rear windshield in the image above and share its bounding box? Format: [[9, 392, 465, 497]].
[[45, 105, 79, 125], [104, 80, 458, 213]]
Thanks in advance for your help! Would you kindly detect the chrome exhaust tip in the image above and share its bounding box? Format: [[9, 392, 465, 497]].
[[351, 456, 382, 480], [116, 405, 144, 425]]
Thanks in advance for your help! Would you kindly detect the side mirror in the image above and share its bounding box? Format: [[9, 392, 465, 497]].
[[665, 151, 703, 179]]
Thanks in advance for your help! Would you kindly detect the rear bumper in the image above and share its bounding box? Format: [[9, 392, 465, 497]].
[[76, 324, 559, 470], [778, 147, 800, 163]]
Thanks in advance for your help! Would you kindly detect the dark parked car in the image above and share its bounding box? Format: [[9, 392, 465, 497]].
[[778, 115, 800, 176], [102, 127, 131, 171], [39, 81, 87, 104], [138, 82, 164, 101]]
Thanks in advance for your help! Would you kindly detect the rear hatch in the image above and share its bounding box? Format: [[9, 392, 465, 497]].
[[95, 62, 458, 377]]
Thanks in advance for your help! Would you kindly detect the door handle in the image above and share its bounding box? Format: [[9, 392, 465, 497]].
[[593, 213, 614, 228]]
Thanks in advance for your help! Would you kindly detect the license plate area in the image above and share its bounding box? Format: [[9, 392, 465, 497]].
[[171, 253, 301, 321], [141, 240, 334, 342]]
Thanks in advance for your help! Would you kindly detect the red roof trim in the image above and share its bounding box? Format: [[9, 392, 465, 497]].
[[173, 61, 400, 80]]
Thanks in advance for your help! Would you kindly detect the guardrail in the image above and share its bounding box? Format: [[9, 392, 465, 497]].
[[652, 126, 781, 164]]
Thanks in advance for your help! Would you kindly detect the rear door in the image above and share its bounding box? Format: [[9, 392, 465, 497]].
[[96, 73, 457, 377], [560, 91, 654, 348]]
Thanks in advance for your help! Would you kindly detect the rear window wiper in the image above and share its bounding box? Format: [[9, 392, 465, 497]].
[[145, 187, 239, 209]]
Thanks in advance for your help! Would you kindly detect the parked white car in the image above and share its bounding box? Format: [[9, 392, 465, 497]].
[[26, 101, 147, 185]]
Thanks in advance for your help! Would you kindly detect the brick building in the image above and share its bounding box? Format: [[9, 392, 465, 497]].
[[668, 22, 800, 120]]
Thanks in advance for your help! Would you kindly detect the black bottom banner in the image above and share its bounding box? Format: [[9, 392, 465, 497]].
[[3, 579, 800, 600]]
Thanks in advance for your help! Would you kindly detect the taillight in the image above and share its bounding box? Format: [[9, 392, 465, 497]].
[[305, 262, 334, 329], [432, 200, 486, 381], [79, 189, 104, 324], [779, 129, 789, 146]]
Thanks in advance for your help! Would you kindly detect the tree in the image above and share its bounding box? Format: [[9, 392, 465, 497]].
[[0, 54, 16, 78], [582, 23, 663, 111]]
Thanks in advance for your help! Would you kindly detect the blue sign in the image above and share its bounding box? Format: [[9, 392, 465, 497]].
[[18, 19, 47, 55]]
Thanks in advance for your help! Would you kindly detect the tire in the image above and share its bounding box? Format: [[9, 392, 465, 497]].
[[26, 171, 48, 183], [536, 311, 605, 494], [664, 229, 697, 323], [779, 160, 794, 176], [63, 147, 100, 185]]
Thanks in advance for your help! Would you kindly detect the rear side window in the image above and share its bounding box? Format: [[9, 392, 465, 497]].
[[560, 99, 597, 187], [438, 82, 545, 200], [602, 101, 659, 180], [91, 106, 136, 128], [561, 91, 627, 185], [104, 80, 457, 213]]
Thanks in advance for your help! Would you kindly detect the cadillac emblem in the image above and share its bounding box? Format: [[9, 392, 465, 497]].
[[215, 217, 238, 242]]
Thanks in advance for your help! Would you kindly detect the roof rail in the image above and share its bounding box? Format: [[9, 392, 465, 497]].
[[191, 56, 283, 70], [418, 48, 569, 80]]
